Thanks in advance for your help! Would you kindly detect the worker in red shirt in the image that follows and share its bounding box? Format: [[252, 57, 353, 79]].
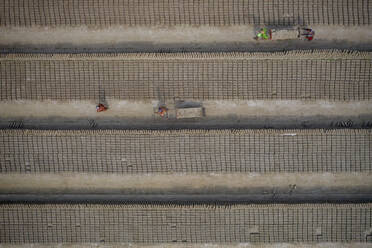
[[96, 103, 108, 112], [301, 28, 315, 41]]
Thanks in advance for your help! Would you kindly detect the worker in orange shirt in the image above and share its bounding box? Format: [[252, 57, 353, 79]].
[[157, 106, 168, 117], [96, 103, 108, 112]]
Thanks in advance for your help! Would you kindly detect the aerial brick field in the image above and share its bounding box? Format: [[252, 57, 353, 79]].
[[0, 0, 371, 247]]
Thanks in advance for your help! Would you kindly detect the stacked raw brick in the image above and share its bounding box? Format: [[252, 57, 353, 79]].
[[1, 204, 371, 243], [1, 129, 371, 174], [1, 0, 371, 26], [1, 51, 371, 101]]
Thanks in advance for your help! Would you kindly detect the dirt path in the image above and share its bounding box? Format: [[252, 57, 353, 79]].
[[1, 100, 371, 118], [1, 173, 371, 195], [1, 25, 372, 52]]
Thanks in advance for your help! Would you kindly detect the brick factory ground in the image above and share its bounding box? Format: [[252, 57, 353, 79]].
[[1, 0, 371, 246]]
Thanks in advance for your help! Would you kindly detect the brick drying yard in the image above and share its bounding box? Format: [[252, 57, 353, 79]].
[[0, 0, 371, 247]]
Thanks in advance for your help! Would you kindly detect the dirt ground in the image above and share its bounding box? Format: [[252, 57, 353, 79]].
[[2, 100, 370, 130], [1, 172, 370, 195], [1, 100, 371, 118], [0, 25, 372, 52]]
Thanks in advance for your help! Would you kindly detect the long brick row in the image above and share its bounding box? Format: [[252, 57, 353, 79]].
[[1, 129, 370, 174], [1, 204, 371, 243], [1, 52, 371, 101], [1, 0, 371, 26]]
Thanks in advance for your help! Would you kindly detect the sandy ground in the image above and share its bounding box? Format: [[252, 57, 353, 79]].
[[1, 243, 371, 248], [1, 173, 370, 194], [1, 25, 372, 47], [1, 100, 371, 118]]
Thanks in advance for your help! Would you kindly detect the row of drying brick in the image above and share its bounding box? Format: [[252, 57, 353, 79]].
[[1, 129, 370, 174], [1, 203, 371, 243], [1, 0, 371, 26], [1, 51, 371, 101]]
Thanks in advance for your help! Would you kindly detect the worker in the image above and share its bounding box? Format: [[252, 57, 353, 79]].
[[301, 28, 315, 41], [256, 28, 269, 40], [96, 103, 108, 112], [157, 106, 168, 117]]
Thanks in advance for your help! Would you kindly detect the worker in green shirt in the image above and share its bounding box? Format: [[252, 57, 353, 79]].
[[256, 28, 269, 40]]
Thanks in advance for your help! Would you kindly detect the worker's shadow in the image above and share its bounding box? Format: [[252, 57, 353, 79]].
[[156, 87, 166, 107], [98, 86, 109, 108], [264, 17, 306, 28], [175, 100, 203, 109], [253, 15, 305, 30]]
